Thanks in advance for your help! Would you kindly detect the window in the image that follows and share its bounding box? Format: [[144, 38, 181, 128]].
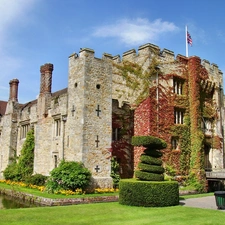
[[112, 128, 121, 141], [201, 118, 212, 135], [173, 78, 184, 95], [174, 108, 184, 124], [54, 155, 58, 168], [20, 124, 30, 139], [171, 137, 179, 150], [55, 119, 61, 136]]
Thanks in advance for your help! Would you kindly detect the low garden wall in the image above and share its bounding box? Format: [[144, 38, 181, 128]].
[[0, 188, 119, 206]]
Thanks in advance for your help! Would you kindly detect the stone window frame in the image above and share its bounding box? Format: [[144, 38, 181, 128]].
[[171, 137, 179, 150], [20, 120, 30, 139], [174, 108, 184, 124], [173, 77, 184, 95], [53, 115, 61, 137], [112, 127, 122, 141]]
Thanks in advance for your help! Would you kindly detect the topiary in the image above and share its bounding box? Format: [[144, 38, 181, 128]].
[[132, 135, 166, 181], [46, 160, 91, 192]]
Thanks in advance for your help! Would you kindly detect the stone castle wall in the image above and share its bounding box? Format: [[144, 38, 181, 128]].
[[0, 42, 224, 186]]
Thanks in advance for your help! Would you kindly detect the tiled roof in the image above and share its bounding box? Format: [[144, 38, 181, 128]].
[[0, 101, 7, 116]]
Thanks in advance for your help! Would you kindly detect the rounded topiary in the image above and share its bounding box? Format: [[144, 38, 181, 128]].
[[120, 136, 179, 207], [132, 136, 166, 181], [135, 171, 164, 181], [119, 179, 179, 207], [138, 162, 165, 174], [132, 136, 167, 149], [140, 154, 162, 166], [143, 149, 163, 158]]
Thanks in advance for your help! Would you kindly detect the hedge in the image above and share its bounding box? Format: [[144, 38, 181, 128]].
[[140, 154, 162, 165], [119, 179, 179, 207], [143, 149, 163, 158], [135, 170, 164, 181], [138, 163, 165, 174]]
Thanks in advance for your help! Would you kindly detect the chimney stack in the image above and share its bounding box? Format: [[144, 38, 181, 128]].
[[40, 63, 54, 95], [9, 79, 19, 102]]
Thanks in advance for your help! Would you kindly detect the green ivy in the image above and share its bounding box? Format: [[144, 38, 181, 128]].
[[3, 129, 35, 181], [110, 157, 120, 188], [17, 129, 35, 180]]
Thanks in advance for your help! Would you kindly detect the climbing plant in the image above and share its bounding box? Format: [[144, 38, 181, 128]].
[[3, 129, 35, 182]]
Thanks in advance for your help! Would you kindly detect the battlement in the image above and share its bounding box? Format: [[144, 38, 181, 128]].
[[68, 42, 223, 83]]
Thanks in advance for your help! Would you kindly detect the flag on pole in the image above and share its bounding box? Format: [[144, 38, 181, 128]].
[[187, 31, 193, 46]]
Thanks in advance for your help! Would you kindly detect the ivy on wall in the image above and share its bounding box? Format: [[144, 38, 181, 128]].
[[112, 53, 218, 192]]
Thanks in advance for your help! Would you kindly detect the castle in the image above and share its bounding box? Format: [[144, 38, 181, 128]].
[[0, 43, 224, 188]]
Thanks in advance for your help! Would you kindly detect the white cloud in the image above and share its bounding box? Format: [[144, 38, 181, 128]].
[[0, 0, 38, 100], [0, 0, 37, 46], [92, 18, 179, 46]]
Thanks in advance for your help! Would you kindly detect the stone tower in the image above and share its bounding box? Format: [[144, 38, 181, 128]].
[[66, 48, 113, 188], [0, 79, 19, 172]]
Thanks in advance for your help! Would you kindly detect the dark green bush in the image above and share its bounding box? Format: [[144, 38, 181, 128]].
[[138, 163, 165, 173], [25, 174, 48, 186], [111, 157, 120, 188], [132, 136, 167, 149], [140, 154, 162, 165], [143, 149, 163, 158], [17, 129, 35, 180], [3, 162, 21, 181], [119, 179, 179, 207], [46, 160, 91, 192], [135, 171, 164, 181], [3, 129, 34, 182]]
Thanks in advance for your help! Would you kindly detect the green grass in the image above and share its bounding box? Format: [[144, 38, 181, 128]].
[[180, 192, 214, 199], [0, 202, 224, 225]]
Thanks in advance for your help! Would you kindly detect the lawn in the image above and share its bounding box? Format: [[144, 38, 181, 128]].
[[0, 201, 224, 225], [0, 182, 221, 225]]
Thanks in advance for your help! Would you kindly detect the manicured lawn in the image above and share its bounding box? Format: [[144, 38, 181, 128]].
[[0, 202, 225, 225], [0, 182, 220, 224]]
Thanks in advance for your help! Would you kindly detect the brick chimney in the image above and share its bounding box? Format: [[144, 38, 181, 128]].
[[40, 63, 53, 95], [38, 63, 53, 118], [9, 79, 19, 102]]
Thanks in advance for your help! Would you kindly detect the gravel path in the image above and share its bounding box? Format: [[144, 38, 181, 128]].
[[180, 196, 223, 211]]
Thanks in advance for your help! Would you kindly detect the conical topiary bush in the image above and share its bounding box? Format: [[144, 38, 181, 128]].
[[132, 135, 166, 181], [119, 135, 179, 207]]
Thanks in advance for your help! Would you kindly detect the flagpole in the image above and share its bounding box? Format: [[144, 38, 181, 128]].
[[186, 25, 188, 57]]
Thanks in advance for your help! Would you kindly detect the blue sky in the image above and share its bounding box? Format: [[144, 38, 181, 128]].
[[0, 0, 225, 103]]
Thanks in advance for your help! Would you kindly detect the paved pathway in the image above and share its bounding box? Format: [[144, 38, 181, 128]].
[[180, 196, 223, 211]]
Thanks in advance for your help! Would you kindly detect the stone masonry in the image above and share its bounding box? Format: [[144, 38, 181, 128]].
[[0, 43, 224, 188]]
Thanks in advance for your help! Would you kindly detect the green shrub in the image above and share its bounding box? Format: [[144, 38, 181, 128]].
[[138, 163, 165, 174], [17, 129, 35, 180], [132, 136, 167, 149], [3, 162, 21, 181], [135, 171, 164, 181], [3, 129, 35, 182], [46, 160, 91, 192], [25, 174, 48, 186], [111, 157, 120, 188], [140, 154, 162, 165], [143, 149, 162, 158], [119, 179, 179, 207]]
